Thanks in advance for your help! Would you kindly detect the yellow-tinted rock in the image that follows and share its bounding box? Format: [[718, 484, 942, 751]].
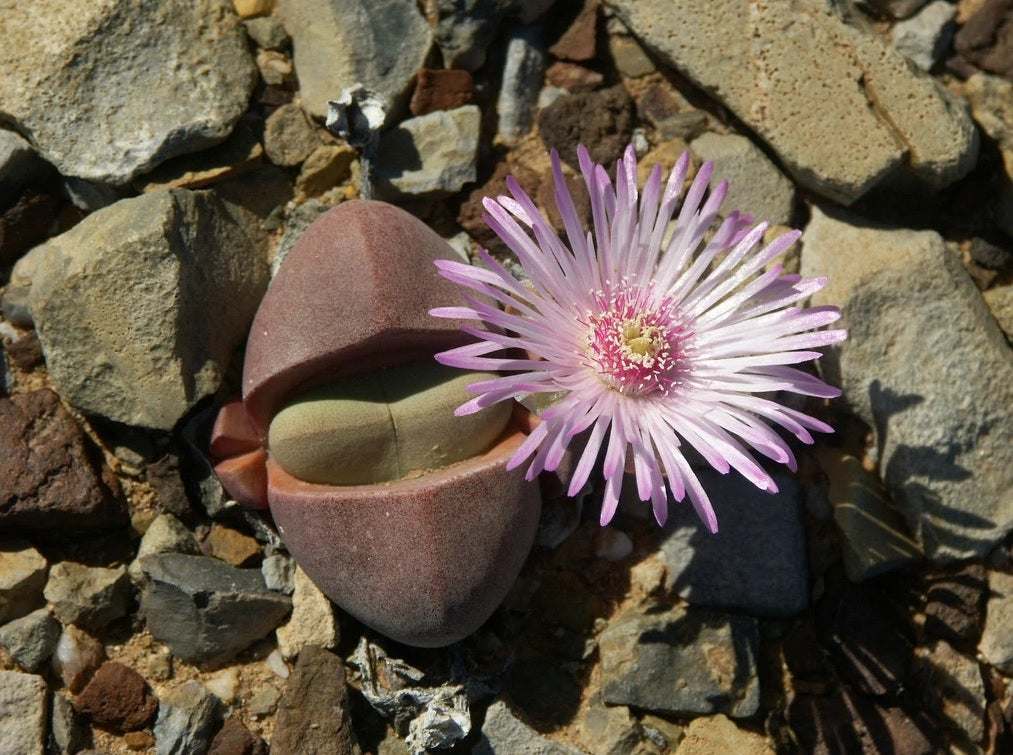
[[268, 362, 511, 485]]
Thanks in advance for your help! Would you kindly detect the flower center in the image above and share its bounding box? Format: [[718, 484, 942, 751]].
[[585, 288, 688, 396]]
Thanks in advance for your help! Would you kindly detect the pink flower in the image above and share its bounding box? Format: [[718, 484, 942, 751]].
[[431, 145, 846, 531]]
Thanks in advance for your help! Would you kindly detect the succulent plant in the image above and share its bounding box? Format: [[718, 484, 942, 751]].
[[210, 199, 542, 647]]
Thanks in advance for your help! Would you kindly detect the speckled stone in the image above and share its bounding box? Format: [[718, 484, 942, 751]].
[[267, 430, 541, 647]]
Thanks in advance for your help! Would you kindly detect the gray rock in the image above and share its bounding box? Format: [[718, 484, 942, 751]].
[[891, 0, 956, 71], [140, 554, 291, 668], [915, 639, 985, 744], [606, 0, 978, 204], [375, 106, 480, 199], [273, 199, 331, 276], [50, 691, 89, 755], [980, 570, 1013, 675], [0, 0, 256, 185], [475, 700, 583, 755], [599, 604, 760, 718], [0, 541, 47, 625], [0, 130, 50, 209], [576, 701, 642, 755], [689, 132, 795, 226], [801, 207, 1013, 563], [261, 553, 296, 594], [153, 680, 226, 755], [11, 189, 269, 430], [660, 470, 808, 618], [432, 0, 503, 71], [279, 0, 432, 119], [43, 562, 130, 632], [0, 608, 61, 673], [497, 22, 547, 144], [128, 514, 201, 582], [272, 646, 360, 754], [0, 671, 46, 755], [244, 16, 291, 50], [276, 566, 339, 660], [263, 103, 323, 168]]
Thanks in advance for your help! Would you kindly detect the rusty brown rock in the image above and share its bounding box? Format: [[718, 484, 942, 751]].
[[0, 389, 126, 536], [208, 716, 268, 755], [549, 0, 599, 61], [956, 0, 1013, 80], [74, 661, 158, 733], [410, 68, 474, 115], [537, 85, 634, 171]]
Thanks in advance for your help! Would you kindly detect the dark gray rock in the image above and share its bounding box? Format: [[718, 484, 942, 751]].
[[599, 603, 760, 718], [153, 680, 226, 755], [140, 554, 291, 668], [660, 470, 808, 618], [0, 0, 256, 185], [10, 189, 269, 431], [51, 691, 90, 755], [0, 608, 61, 672], [44, 562, 130, 632], [272, 646, 360, 755]]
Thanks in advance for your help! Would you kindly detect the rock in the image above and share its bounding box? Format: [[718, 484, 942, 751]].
[[1, 325, 44, 373], [11, 189, 269, 431], [690, 133, 794, 224], [294, 144, 356, 200], [272, 198, 332, 275], [51, 624, 105, 692], [497, 21, 547, 143], [914, 640, 986, 743], [256, 49, 295, 87], [74, 661, 159, 733], [457, 161, 541, 255], [0, 191, 60, 267], [375, 106, 480, 199], [0, 390, 126, 536], [475, 699, 583, 755], [599, 603, 760, 718], [984, 284, 1013, 338], [276, 566, 339, 659], [788, 691, 939, 754], [955, 0, 1013, 80], [924, 563, 986, 643], [153, 680, 226, 755], [576, 700, 641, 755], [545, 61, 604, 92], [607, 0, 978, 203], [801, 207, 1013, 562], [549, 0, 598, 61], [208, 716, 268, 755], [201, 523, 261, 567], [431, 0, 503, 71], [675, 714, 773, 755], [607, 22, 655, 78], [0, 0, 256, 185], [0, 608, 61, 673], [816, 449, 922, 581], [659, 470, 808, 618], [244, 16, 290, 50], [504, 658, 582, 725], [44, 563, 129, 632], [51, 691, 89, 755], [0, 541, 47, 625], [817, 578, 913, 696], [272, 645, 360, 755], [410, 69, 474, 116], [962, 73, 1013, 237], [129, 514, 201, 582], [246, 686, 282, 718], [891, 0, 956, 70], [980, 570, 1013, 674], [0, 671, 47, 755], [261, 554, 296, 594], [537, 85, 634, 170], [278, 0, 431, 119], [204, 668, 239, 705], [0, 131, 51, 210], [234, 0, 275, 18], [263, 104, 322, 168], [140, 554, 291, 668], [144, 452, 192, 516]]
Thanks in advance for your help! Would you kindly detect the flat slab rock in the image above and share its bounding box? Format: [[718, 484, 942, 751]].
[[0, 0, 256, 185], [606, 0, 978, 204]]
